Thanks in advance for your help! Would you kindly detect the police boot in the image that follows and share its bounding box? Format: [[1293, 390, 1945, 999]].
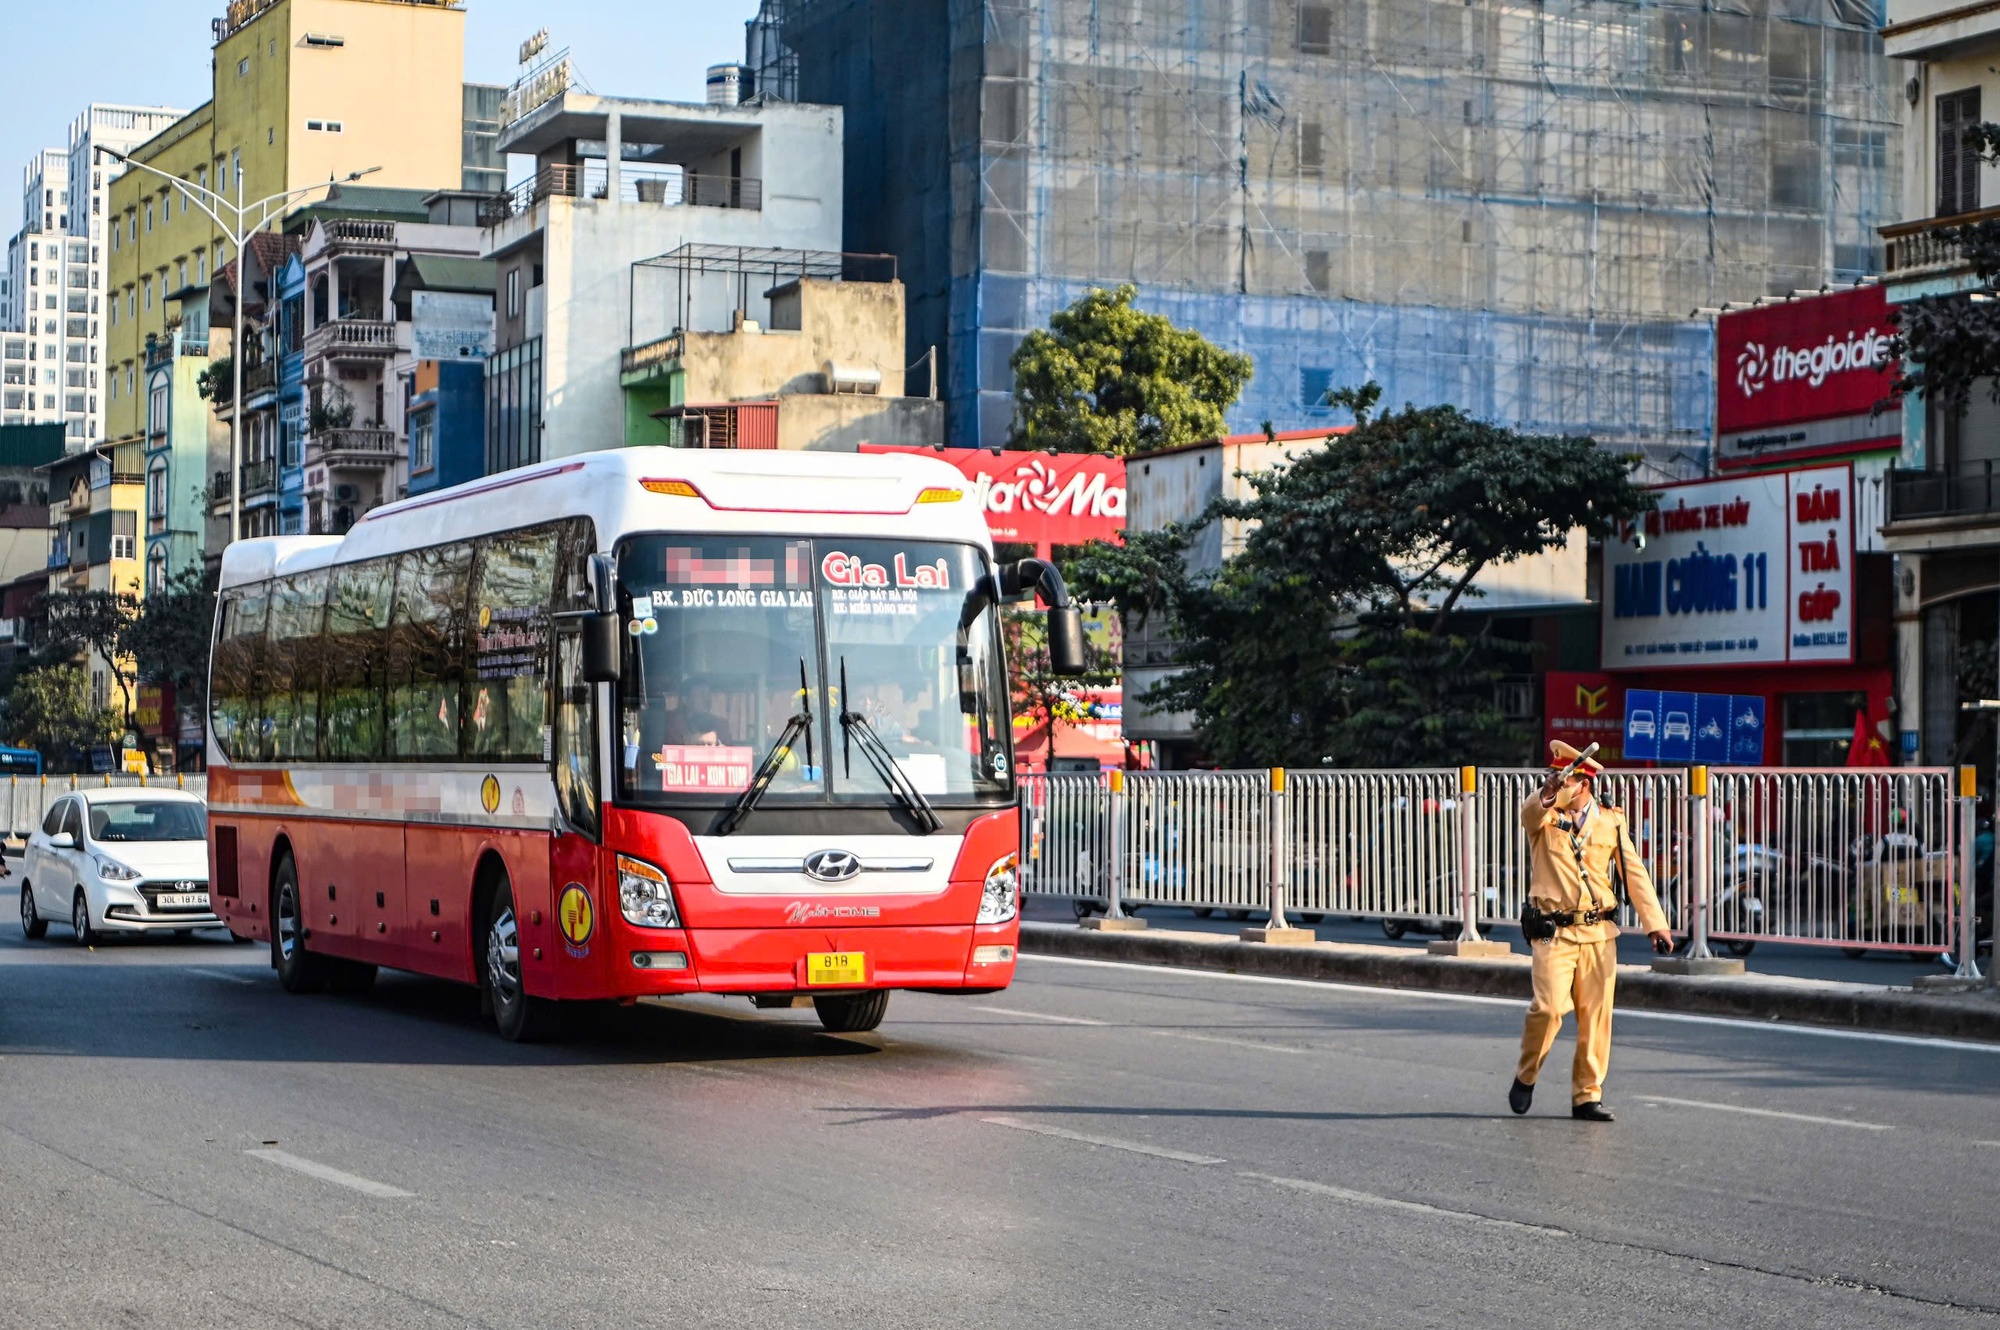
[[1571, 1101, 1615, 1123], [1508, 1078, 1533, 1115]]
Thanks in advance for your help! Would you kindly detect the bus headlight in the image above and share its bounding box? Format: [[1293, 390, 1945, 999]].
[[617, 855, 680, 929], [976, 852, 1019, 925]]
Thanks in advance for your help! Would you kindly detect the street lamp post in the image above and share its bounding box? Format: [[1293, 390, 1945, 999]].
[[95, 148, 379, 545]]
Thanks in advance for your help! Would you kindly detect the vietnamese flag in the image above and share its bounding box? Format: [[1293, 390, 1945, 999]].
[[1846, 705, 1889, 768]]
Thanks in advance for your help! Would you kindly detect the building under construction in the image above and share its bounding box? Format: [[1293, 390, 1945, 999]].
[[750, 0, 1901, 469]]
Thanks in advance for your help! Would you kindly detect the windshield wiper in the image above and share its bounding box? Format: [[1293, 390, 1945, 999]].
[[838, 657, 942, 834], [717, 659, 816, 836]]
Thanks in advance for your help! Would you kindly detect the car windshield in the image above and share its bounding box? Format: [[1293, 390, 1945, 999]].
[[89, 801, 207, 842], [614, 534, 1011, 808]]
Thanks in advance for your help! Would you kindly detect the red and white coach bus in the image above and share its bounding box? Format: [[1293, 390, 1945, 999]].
[[206, 447, 1085, 1039]]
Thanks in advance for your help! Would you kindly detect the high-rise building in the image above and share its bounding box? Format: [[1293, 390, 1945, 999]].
[[754, 1, 1904, 467], [1, 108, 185, 442]]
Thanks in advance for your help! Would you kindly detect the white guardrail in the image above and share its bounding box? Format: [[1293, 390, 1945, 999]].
[[0, 773, 209, 839], [1020, 766, 1976, 969]]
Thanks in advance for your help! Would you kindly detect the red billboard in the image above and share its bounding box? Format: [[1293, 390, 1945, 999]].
[[861, 446, 1125, 555], [1714, 286, 1899, 469]]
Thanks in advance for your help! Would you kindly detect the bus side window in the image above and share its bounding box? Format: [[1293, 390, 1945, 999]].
[[388, 542, 475, 760], [211, 587, 269, 762], [266, 569, 328, 762], [323, 558, 395, 761], [467, 525, 558, 763]]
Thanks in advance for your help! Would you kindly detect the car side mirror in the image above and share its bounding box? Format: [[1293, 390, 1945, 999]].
[[582, 612, 623, 684], [1048, 605, 1087, 677], [48, 832, 73, 850]]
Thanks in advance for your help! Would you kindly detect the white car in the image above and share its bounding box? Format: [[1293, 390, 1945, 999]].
[[17, 790, 220, 945]]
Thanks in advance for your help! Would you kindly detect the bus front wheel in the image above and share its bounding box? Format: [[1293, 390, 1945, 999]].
[[272, 855, 333, 994], [484, 879, 563, 1042], [814, 991, 889, 1033]]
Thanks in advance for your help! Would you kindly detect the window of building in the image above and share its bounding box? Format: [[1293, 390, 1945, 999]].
[[1939, 88, 1983, 217], [238, 57, 250, 77], [305, 120, 346, 134], [196, 252, 206, 283], [111, 533, 135, 562], [1781, 692, 1867, 766], [1298, 3, 1333, 53], [146, 458, 167, 519], [506, 268, 521, 318], [147, 547, 166, 597], [144, 201, 153, 232], [232, 149, 242, 190], [143, 278, 152, 311], [1300, 122, 1324, 174], [304, 32, 345, 46], [411, 410, 436, 473], [268, 127, 275, 145]]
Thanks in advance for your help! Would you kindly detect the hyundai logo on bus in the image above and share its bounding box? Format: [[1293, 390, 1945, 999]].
[[803, 850, 862, 883]]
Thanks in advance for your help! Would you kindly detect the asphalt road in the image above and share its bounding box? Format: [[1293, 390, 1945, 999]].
[[2, 923, 1997, 1328], [1024, 897, 1972, 985]]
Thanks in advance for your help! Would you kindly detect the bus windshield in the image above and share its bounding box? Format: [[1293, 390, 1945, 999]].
[[613, 535, 1012, 809]]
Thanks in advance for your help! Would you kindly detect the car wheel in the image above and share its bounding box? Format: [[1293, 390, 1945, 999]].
[[814, 990, 890, 1033], [1190, 907, 1214, 919], [19, 883, 46, 940], [1722, 939, 1756, 958], [1381, 919, 1408, 940], [71, 889, 100, 947], [271, 854, 333, 994], [1841, 946, 1867, 959], [485, 878, 562, 1042], [1298, 912, 1324, 925], [1226, 909, 1250, 922]]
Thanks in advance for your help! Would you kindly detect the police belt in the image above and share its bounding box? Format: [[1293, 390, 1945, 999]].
[[1531, 905, 1619, 928]]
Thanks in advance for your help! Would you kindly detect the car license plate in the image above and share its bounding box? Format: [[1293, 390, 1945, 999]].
[[156, 892, 209, 910], [806, 951, 866, 986]]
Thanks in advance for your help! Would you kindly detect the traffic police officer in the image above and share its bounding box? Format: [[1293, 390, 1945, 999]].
[[1510, 741, 1672, 1122]]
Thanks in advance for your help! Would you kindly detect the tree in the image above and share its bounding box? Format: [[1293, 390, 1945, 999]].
[[1886, 126, 2000, 410], [196, 356, 233, 404], [1068, 387, 1656, 767], [2, 664, 118, 766], [127, 565, 219, 721], [1003, 606, 1122, 764], [35, 588, 142, 732], [1009, 284, 1254, 456]]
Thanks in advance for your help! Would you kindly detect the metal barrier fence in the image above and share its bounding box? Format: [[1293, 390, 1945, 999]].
[[1020, 764, 1979, 970], [0, 773, 210, 839]]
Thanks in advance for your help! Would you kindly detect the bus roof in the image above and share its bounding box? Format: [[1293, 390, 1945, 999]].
[[217, 447, 991, 590]]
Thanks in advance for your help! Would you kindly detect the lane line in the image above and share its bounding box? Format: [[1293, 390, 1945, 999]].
[[1150, 1029, 1307, 1055], [1637, 1097, 1894, 1131], [981, 1115, 1224, 1165], [970, 1005, 1108, 1027], [189, 968, 257, 985], [1020, 954, 2000, 1054], [245, 1149, 414, 1198], [1243, 1171, 1572, 1237]]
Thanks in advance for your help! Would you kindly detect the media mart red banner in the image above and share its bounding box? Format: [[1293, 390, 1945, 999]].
[[862, 446, 1126, 554]]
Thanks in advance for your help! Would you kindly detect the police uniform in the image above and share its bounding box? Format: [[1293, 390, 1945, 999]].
[[1512, 741, 1669, 1119]]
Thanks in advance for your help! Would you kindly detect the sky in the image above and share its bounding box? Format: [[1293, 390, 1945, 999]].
[[3, 0, 762, 238]]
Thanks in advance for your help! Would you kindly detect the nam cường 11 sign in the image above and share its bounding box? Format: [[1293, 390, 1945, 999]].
[[1601, 463, 1852, 669], [1623, 690, 1764, 764]]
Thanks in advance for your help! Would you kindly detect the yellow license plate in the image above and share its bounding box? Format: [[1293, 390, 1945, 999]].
[[806, 951, 867, 986]]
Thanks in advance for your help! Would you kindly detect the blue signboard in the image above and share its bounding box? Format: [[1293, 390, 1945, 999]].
[[1623, 690, 1765, 765]]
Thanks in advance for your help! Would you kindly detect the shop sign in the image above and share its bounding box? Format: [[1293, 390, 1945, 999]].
[[1622, 690, 1764, 764], [861, 446, 1125, 549], [1715, 286, 1898, 468], [1602, 463, 1853, 669], [1544, 671, 1627, 763]]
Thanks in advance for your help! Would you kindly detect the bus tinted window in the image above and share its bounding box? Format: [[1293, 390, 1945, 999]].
[[389, 542, 474, 759], [210, 588, 268, 761], [468, 525, 558, 762], [266, 570, 328, 761], [322, 558, 396, 761]]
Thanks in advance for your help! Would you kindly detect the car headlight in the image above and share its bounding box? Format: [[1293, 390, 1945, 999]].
[[95, 856, 142, 882], [977, 852, 1019, 925], [617, 855, 680, 929]]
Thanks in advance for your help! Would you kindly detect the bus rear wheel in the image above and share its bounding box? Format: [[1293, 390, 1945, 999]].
[[814, 991, 889, 1033], [484, 879, 562, 1042], [272, 855, 333, 994]]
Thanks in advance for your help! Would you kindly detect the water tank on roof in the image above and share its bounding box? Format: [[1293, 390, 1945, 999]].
[[706, 64, 744, 107], [824, 362, 883, 396]]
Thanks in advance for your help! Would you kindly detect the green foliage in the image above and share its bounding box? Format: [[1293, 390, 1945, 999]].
[[1008, 284, 1254, 456], [2, 664, 118, 763], [1887, 124, 2000, 410], [127, 566, 219, 718], [35, 588, 142, 728], [196, 356, 232, 404], [1070, 386, 1656, 767], [1003, 607, 1122, 751]]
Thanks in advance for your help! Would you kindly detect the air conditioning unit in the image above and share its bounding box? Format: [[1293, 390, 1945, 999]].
[[333, 483, 359, 503]]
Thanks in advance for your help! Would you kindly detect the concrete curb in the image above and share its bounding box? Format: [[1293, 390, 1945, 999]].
[[1019, 922, 2000, 1044]]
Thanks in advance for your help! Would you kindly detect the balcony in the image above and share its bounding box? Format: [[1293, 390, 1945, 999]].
[[241, 360, 278, 397], [621, 333, 684, 377], [308, 427, 396, 467], [1881, 207, 2000, 281], [479, 162, 763, 226], [241, 459, 277, 497], [306, 318, 396, 361], [323, 219, 396, 253], [1886, 463, 2000, 525]]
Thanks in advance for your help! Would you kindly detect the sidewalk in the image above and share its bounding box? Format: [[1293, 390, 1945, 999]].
[[1020, 922, 2000, 1043]]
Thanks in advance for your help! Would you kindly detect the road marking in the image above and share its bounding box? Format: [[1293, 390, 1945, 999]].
[[1150, 1029, 1307, 1055], [1244, 1171, 1571, 1236], [981, 1115, 1224, 1165], [1637, 1096, 1894, 1131], [189, 968, 256, 985], [245, 1150, 414, 1198], [1021, 954, 2000, 1054], [970, 1005, 1108, 1026]]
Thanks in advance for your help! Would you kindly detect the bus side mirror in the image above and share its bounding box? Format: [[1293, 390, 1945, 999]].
[[1048, 606, 1087, 677], [582, 612, 622, 683]]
